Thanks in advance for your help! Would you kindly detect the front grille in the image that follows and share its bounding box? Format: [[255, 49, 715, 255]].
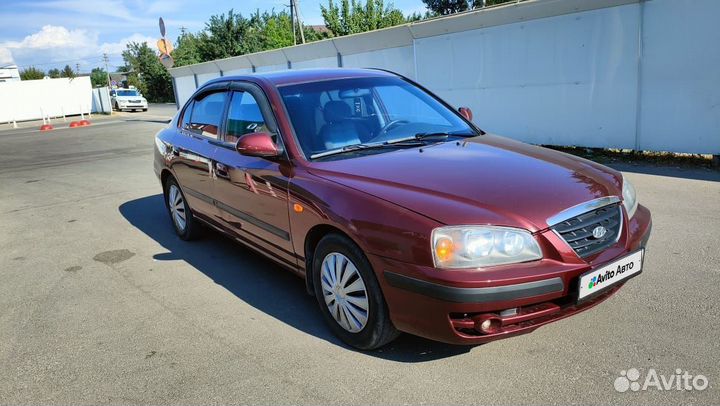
[[552, 203, 622, 258]]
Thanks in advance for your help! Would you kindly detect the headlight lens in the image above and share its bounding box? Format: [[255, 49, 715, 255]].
[[622, 174, 638, 218], [431, 226, 542, 269]]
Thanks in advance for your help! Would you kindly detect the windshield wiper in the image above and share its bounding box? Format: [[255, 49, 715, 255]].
[[385, 131, 476, 145], [309, 132, 477, 159], [310, 139, 425, 159], [310, 143, 383, 159]]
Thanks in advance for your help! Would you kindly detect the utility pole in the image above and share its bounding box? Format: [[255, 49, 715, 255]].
[[103, 53, 111, 88], [76, 63, 80, 75], [293, 0, 305, 44], [289, 1, 296, 45], [180, 26, 187, 35]]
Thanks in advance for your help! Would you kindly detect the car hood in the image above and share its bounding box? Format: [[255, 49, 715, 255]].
[[115, 96, 145, 101], [307, 134, 622, 232]]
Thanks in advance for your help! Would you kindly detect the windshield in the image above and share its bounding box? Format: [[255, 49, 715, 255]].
[[279, 76, 476, 159], [116, 90, 140, 97]]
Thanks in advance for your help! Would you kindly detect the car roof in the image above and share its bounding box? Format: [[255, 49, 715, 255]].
[[209, 68, 399, 87]]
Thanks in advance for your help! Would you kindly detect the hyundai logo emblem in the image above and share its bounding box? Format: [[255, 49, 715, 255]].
[[592, 226, 607, 239]]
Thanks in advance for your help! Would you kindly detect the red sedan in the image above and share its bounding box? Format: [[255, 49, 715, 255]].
[[154, 68, 652, 349]]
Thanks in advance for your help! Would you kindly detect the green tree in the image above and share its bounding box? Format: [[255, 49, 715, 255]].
[[172, 32, 202, 67], [196, 9, 255, 61], [321, 0, 407, 37], [90, 67, 108, 87], [422, 0, 469, 15], [20, 67, 45, 80], [423, 0, 515, 15], [61, 64, 75, 78], [121, 42, 174, 102], [47, 68, 61, 78]]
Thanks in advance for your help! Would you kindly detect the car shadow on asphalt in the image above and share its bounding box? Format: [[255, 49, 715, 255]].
[[119, 194, 473, 362]]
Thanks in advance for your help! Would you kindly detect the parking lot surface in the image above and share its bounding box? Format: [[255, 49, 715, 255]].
[[1, 106, 718, 404]]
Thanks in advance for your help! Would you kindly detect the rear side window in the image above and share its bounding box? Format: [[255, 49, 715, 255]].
[[183, 92, 227, 139], [225, 91, 268, 144]]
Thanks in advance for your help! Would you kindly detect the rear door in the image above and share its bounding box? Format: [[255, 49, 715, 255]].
[[211, 81, 297, 268], [171, 83, 228, 222]]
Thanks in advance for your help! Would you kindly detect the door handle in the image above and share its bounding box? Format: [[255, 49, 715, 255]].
[[215, 162, 230, 179]]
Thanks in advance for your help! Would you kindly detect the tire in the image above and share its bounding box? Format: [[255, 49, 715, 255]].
[[163, 177, 200, 240], [313, 233, 399, 350], [142, 108, 148, 112], [113, 102, 119, 111]]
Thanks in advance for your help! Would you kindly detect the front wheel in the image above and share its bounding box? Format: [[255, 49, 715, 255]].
[[313, 234, 399, 349], [142, 108, 148, 112], [164, 177, 200, 240]]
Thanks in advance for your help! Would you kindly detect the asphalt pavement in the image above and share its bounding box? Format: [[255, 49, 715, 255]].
[[0, 106, 718, 405]]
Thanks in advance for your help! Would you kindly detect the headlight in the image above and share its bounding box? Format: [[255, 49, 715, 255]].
[[431, 226, 542, 269], [622, 174, 638, 218]]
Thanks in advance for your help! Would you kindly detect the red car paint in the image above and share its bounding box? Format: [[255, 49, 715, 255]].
[[154, 68, 652, 345]]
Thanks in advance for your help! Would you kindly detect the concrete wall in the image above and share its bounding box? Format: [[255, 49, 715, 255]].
[[0, 76, 92, 123], [168, 0, 720, 154]]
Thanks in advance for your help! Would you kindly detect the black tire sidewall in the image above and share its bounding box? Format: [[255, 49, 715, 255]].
[[312, 234, 395, 350], [164, 177, 196, 240]]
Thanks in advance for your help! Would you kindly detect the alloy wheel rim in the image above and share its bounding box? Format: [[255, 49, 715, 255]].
[[320, 252, 369, 333], [168, 185, 187, 231]]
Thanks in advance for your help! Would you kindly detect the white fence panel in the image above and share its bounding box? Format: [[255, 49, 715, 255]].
[[196, 72, 221, 87], [174, 76, 196, 108], [342, 46, 415, 79], [415, 4, 640, 149], [91, 87, 112, 114], [293, 56, 339, 70], [638, 0, 720, 154], [0, 77, 92, 123], [224, 68, 253, 76], [255, 64, 288, 73]]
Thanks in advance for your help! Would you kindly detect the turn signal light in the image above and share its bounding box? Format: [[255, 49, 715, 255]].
[[434, 237, 454, 262], [293, 203, 304, 213]]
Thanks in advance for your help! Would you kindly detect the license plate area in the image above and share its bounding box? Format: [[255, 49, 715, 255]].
[[577, 249, 644, 302]]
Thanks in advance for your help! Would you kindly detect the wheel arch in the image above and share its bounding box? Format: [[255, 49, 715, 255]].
[[303, 223, 360, 296]]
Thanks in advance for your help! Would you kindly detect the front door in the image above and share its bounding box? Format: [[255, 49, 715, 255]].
[[211, 83, 296, 268], [171, 85, 228, 221]]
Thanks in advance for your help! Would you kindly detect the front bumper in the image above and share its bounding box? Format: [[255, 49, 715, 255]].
[[118, 103, 148, 110], [371, 204, 652, 345]]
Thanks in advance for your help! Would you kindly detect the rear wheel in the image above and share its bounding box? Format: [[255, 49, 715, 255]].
[[164, 177, 200, 240], [313, 234, 399, 349]]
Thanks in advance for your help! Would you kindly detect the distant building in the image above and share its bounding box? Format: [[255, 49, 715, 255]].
[[308, 25, 330, 35], [0, 64, 20, 82]]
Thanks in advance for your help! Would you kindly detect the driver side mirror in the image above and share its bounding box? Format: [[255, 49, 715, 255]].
[[235, 132, 281, 157], [458, 107, 473, 121]]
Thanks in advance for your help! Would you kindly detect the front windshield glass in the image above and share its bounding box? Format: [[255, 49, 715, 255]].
[[278, 76, 475, 159], [117, 90, 140, 97]]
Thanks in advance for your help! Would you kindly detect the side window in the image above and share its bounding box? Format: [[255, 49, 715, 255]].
[[374, 85, 445, 125], [184, 91, 227, 139], [179, 100, 194, 130], [225, 91, 268, 144]]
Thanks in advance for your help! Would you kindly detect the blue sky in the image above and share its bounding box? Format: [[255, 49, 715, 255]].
[[0, 0, 428, 72]]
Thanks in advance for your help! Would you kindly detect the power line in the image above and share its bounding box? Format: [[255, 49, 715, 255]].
[[14, 52, 125, 69]]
